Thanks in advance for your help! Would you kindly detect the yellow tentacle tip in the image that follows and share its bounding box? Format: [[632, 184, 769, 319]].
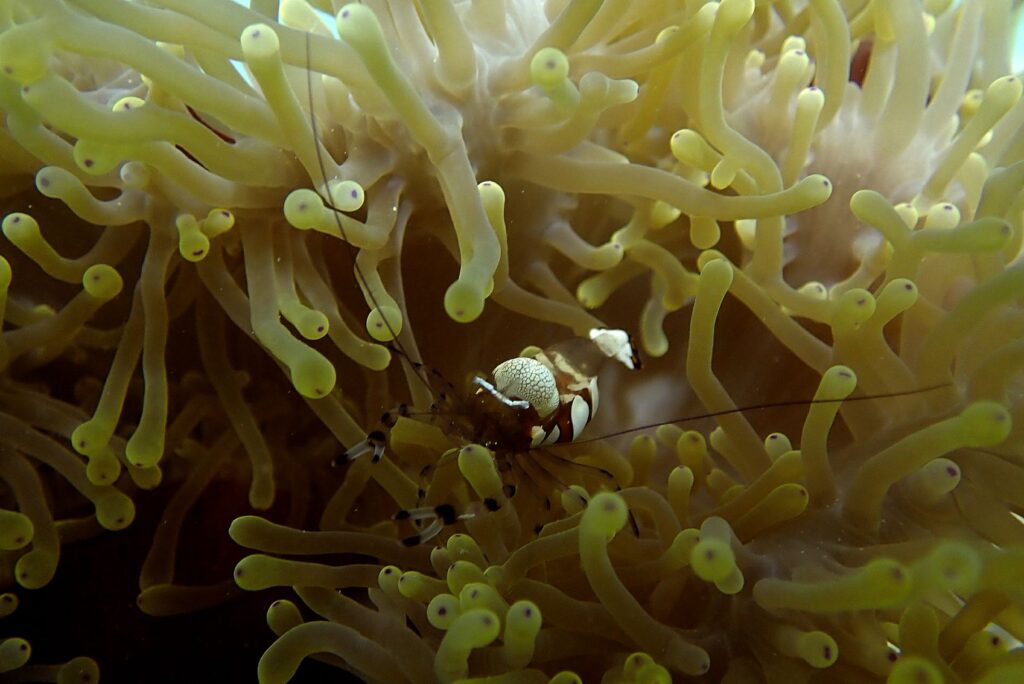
[[923, 202, 959, 229], [176, 214, 210, 262], [717, 0, 756, 27], [456, 608, 501, 645], [125, 428, 164, 468], [835, 289, 876, 327], [240, 23, 281, 59], [888, 656, 942, 684], [435, 608, 501, 682], [291, 309, 328, 340], [84, 445, 121, 485], [447, 533, 485, 565], [796, 631, 838, 668], [820, 365, 858, 399], [201, 209, 235, 238], [696, 250, 731, 278], [72, 419, 112, 457], [72, 141, 122, 175], [35, 166, 75, 196], [377, 565, 400, 593], [0, 511, 33, 551], [444, 279, 485, 323], [797, 281, 828, 301], [57, 656, 100, 684], [457, 445, 503, 500], [957, 401, 1012, 446], [2, 212, 40, 246], [624, 653, 672, 683], [581, 492, 628, 538], [336, 4, 386, 55], [905, 458, 960, 506], [861, 558, 913, 604], [690, 537, 736, 584], [765, 432, 792, 459], [799, 174, 833, 204], [399, 570, 443, 602], [120, 161, 151, 189], [14, 549, 57, 589], [0, 593, 18, 618], [94, 490, 135, 530], [329, 180, 365, 212], [286, 349, 336, 399], [447, 559, 487, 594], [366, 305, 403, 341], [266, 599, 303, 635], [112, 95, 146, 112], [919, 541, 981, 594], [985, 74, 1023, 108], [283, 189, 325, 230], [0, 26, 50, 85], [881, 278, 918, 310], [82, 264, 123, 301], [477, 180, 505, 204], [530, 47, 570, 89], [506, 600, 542, 637], [233, 554, 273, 591], [427, 593, 461, 629], [0, 637, 31, 673]]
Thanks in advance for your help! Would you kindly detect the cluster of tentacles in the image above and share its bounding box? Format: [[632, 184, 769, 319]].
[[0, 0, 1023, 682]]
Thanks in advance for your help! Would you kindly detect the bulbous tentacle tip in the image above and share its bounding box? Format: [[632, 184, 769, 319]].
[[582, 491, 629, 537], [0, 637, 31, 673], [329, 179, 365, 212], [240, 23, 281, 60], [444, 280, 485, 323], [690, 537, 736, 583], [366, 305, 403, 341], [57, 656, 101, 684], [957, 401, 1012, 447], [82, 264, 123, 300], [289, 353, 337, 399], [888, 656, 943, 684], [336, 4, 385, 52], [14, 549, 57, 590]]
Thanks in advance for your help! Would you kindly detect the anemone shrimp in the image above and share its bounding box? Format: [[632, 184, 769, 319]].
[[280, 21, 948, 550]]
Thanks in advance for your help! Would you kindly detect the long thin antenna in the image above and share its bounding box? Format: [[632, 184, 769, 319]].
[[303, 32, 433, 395], [569, 382, 953, 445]]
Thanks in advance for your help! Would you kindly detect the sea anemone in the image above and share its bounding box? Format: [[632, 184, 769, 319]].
[[1, 0, 1023, 682]]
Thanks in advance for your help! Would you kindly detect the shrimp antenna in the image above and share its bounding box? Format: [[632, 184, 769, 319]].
[[303, 32, 432, 393], [570, 382, 954, 445]]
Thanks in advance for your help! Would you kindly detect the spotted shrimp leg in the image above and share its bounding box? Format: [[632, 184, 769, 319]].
[[331, 342, 463, 467], [331, 403, 410, 466], [395, 482, 518, 547], [334, 351, 464, 467], [394, 503, 465, 546]]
